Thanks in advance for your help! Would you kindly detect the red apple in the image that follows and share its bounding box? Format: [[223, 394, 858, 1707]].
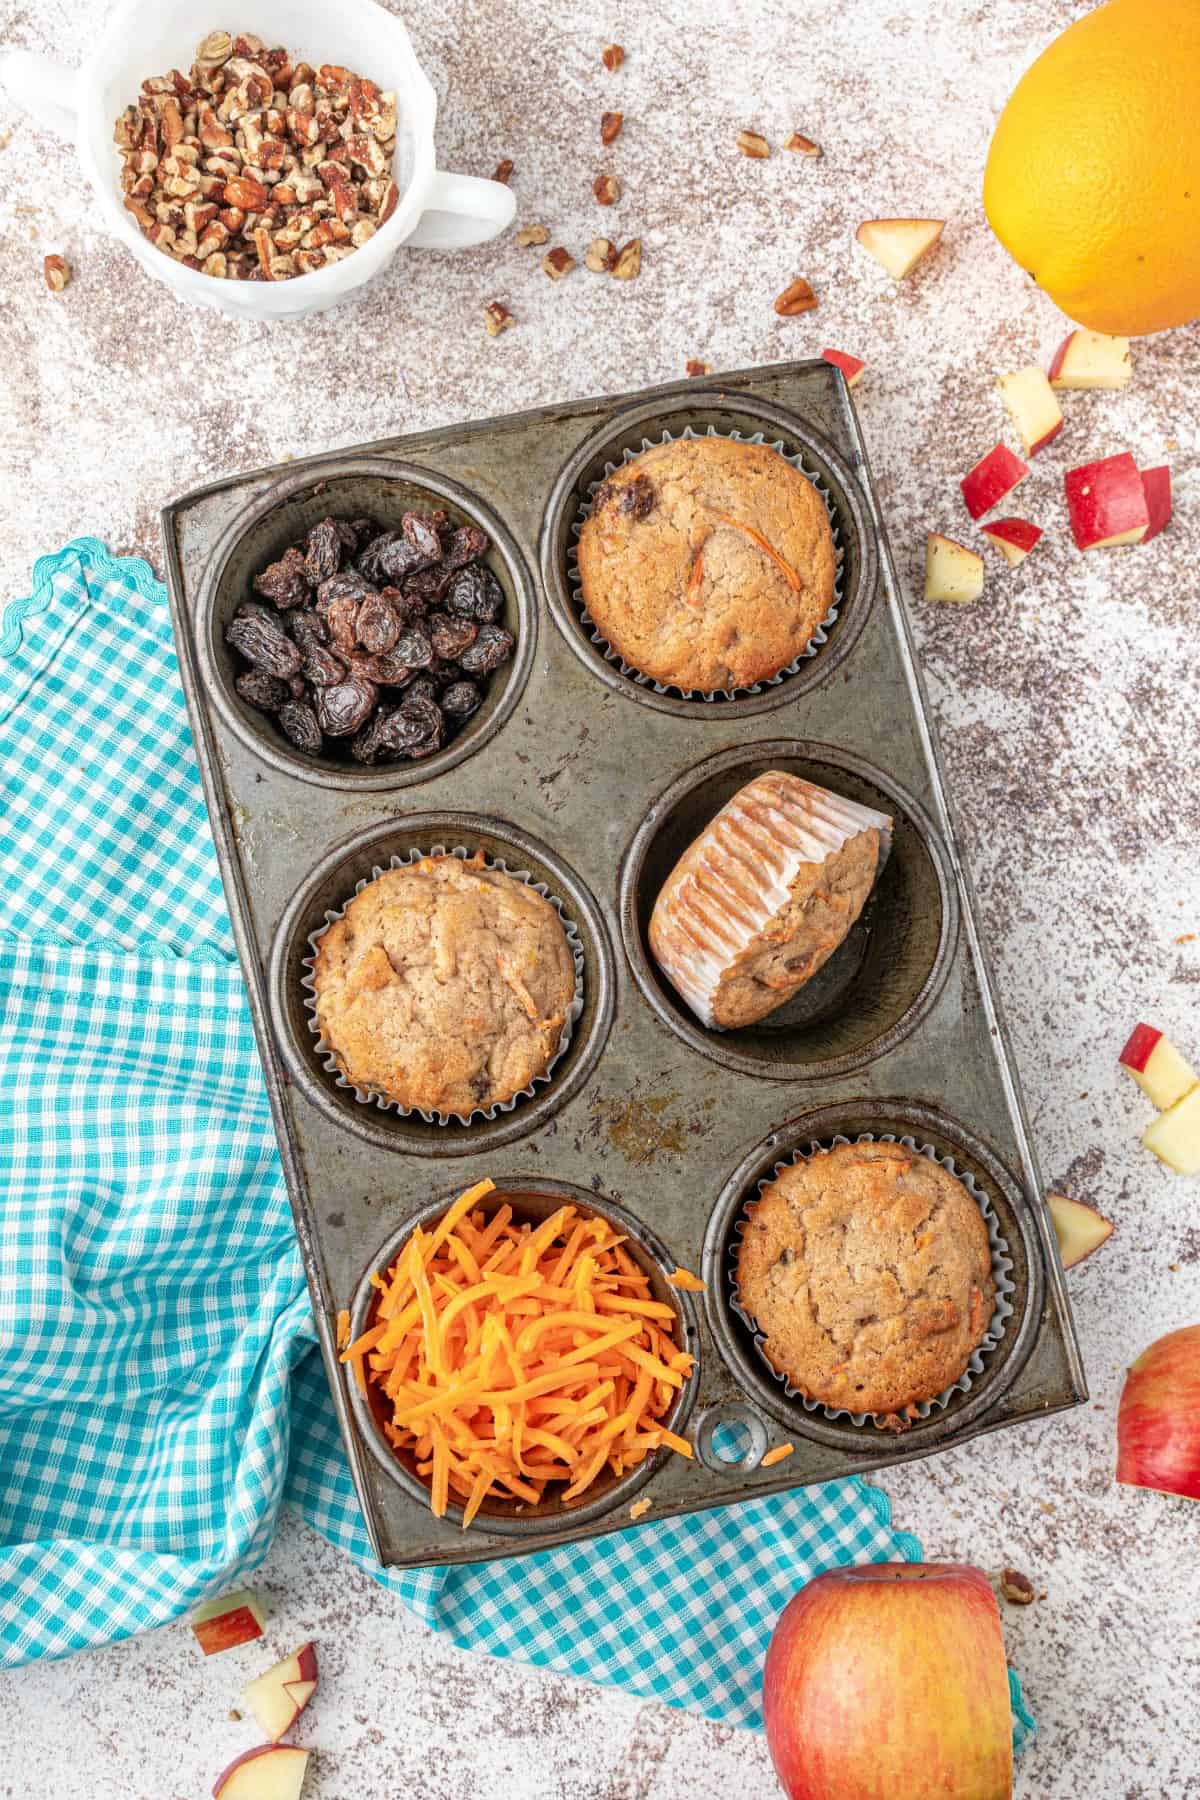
[[1047, 1191, 1114, 1269], [1116, 1324, 1200, 1501], [212, 1744, 310, 1800], [820, 347, 865, 388], [191, 1590, 266, 1657], [763, 1562, 1013, 1800], [1119, 1023, 1197, 1110], [855, 218, 944, 280], [980, 517, 1042, 567], [997, 367, 1063, 456], [1064, 453, 1148, 550], [961, 444, 1029, 521], [1048, 329, 1132, 390], [1142, 1086, 1200, 1174], [242, 1643, 319, 1742], [1140, 466, 1172, 543], [924, 533, 984, 602]]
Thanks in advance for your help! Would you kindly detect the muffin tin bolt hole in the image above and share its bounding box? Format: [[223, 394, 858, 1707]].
[[695, 1403, 769, 1474]]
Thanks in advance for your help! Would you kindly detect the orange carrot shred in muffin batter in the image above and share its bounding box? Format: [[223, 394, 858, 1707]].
[[341, 1179, 696, 1528]]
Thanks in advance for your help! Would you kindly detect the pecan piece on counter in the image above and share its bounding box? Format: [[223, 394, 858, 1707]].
[[43, 254, 72, 292], [774, 276, 818, 315], [736, 129, 770, 159], [484, 299, 515, 336], [611, 237, 641, 280], [592, 173, 620, 206], [541, 246, 576, 280], [584, 237, 617, 273], [600, 111, 623, 145], [784, 131, 822, 156], [515, 223, 549, 247], [492, 158, 514, 184], [999, 1569, 1036, 1606], [601, 43, 625, 70]]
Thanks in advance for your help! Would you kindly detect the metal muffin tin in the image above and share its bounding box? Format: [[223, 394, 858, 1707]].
[[161, 358, 1087, 1569]]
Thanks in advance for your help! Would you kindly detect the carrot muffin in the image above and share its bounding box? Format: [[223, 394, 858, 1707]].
[[649, 771, 890, 1029], [311, 854, 577, 1117], [576, 437, 837, 693], [735, 1141, 994, 1418]]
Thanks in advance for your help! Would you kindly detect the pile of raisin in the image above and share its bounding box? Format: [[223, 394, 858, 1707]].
[[226, 510, 515, 763]]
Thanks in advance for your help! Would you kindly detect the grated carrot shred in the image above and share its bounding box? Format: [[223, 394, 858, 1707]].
[[665, 1266, 706, 1292], [335, 1309, 351, 1351], [354, 1185, 696, 1528], [761, 1442, 795, 1467]]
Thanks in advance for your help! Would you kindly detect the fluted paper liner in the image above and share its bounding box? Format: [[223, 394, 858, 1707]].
[[729, 1134, 1014, 1431], [302, 845, 585, 1125], [566, 424, 844, 700]]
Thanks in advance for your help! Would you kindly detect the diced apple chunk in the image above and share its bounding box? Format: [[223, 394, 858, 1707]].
[[1048, 329, 1132, 390], [212, 1745, 310, 1800], [1064, 453, 1148, 549], [1140, 466, 1172, 543], [820, 347, 865, 387], [242, 1643, 319, 1742], [191, 1590, 266, 1657], [980, 517, 1042, 567], [1119, 1023, 1198, 1111], [997, 366, 1063, 456], [1142, 1085, 1200, 1175], [924, 532, 984, 603], [961, 443, 1029, 520], [1047, 1192, 1114, 1269], [855, 218, 944, 280]]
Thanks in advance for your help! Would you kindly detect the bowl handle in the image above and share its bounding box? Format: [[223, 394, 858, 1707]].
[[0, 50, 79, 139], [405, 168, 515, 250]]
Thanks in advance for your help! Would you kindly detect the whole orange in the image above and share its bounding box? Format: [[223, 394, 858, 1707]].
[[983, 0, 1200, 336]]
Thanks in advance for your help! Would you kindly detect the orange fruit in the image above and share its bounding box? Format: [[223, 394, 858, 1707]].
[[983, 0, 1200, 336]]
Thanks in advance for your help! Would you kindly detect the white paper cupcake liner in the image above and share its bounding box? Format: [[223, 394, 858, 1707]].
[[729, 1133, 1014, 1431], [566, 424, 845, 700], [302, 845, 585, 1125]]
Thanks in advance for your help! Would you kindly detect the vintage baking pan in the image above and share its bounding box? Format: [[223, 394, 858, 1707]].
[[161, 357, 1087, 1568]]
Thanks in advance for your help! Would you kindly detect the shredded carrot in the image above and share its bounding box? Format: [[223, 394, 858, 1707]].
[[351, 1184, 695, 1527], [629, 1497, 653, 1521], [714, 513, 804, 594], [761, 1442, 795, 1468], [335, 1309, 351, 1351], [666, 1266, 706, 1292]]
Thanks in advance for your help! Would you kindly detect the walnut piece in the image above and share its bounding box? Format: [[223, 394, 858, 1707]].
[[600, 111, 623, 145], [515, 223, 550, 247], [736, 129, 770, 159], [43, 254, 71, 292], [542, 246, 576, 280], [784, 131, 821, 156], [774, 276, 818, 315], [601, 43, 625, 71], [484, 299, 514, 337], [592, 173, 620, 206], [999, 1568, 1036, 1606], [612, 237, 641, 280], [585, 236, 617, 273]]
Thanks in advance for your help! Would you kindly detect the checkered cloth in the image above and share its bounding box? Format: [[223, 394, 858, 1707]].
[[0, 541, 1033, 1743]]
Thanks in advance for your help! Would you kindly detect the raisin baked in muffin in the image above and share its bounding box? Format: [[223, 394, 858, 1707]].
[[577, 437, 836, 693]]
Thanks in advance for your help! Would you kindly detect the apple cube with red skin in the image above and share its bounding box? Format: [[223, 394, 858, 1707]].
[[192, 1590, 266, 1657], [820, 347, 865, 388], [925, 533, 984, 602], [1140, 466, 1172, 542], [1119, 1023, 1198, 1110], [1117, 1324, 1200, 1501], [764, 1562, 1013, 1800], [855, 218, 944, 280], [212, 1744, 310, 1800], [1064, 453, 1148, 550], [1048, 329, 1132, 390], [1047, 1191, 1114, 1269], [980, 517, 1042, 567], [961, 443, 1029, 520], [997, 366, 1063, 456], [243, 1643, 319, 1742], [1142, 1085, 1200, 1175]]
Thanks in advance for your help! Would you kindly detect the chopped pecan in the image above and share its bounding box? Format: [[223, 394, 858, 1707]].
[[592, 173, 620, 205], [224, 173, 268, 210], [784, 131, 821, 156], [484, 299, 515, 337], [584, 236, 617, 273], [774, 276, 818, 315], [611, 237, 641, 279], [542, 246, 576, 279], [43, 254, 71, 293], [515, 223, 549, 247], [492, 158, 514, 184], [736, 129, 770, 158], [601, 43, 625, 70], [600, 111, 623, 145], [999, 1569, 1036, 1606], [686, 359, 712, 377]]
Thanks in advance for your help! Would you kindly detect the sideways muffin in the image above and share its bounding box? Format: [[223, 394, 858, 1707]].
[[311, 854, 577, 1117], [649, 771, 891, 1029], [577, 437, 837, 693], [736, 1141, 994, 1418]]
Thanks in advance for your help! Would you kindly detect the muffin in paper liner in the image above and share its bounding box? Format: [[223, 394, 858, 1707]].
[[566, 424, 844, 700], [729, 1133, 1014, 1431], [301, 845, 585, 1125], [649, 770, 893, 1030]]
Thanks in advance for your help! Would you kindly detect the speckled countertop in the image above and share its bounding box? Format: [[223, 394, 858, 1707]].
[[1, 0, 1197, 1795]]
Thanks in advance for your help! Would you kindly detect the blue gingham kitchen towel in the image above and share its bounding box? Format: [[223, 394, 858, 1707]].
[[0, 540, 1033, 1743]]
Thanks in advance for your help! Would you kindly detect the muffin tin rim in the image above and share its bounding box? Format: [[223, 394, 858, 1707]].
[[194, 456, 539, 792]]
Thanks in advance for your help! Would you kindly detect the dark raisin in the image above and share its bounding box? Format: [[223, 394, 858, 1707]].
[[617, 473, 656, 519], [345, 516, 378, 549], [302, 644, 348, 687], [401, 510, 442, 562], [378, 584, 420, 628], [403, 565, 452, 603], [442, 523, 489, 570], [226, 603, 302, 677], [316, 570, 376, 608], [288, 673, 307, 700], [358, 530, 432, 585], [235, 668, 291, 711], [349, 707, 395, 763], [458, 621, 515, 675], [278, 700, 323, 752], [396, 693, 447, 757], [357, 592, 402, 654], [445, 564, 503, 622], [252, 544, 308, 609], [315, 678, 378, 736], [428, 611, 479, 660], [349, 647, 412, 685], [304, 517, 344, 585], [441, 679, 481, 720], [400, 674, 438, 707], [290, 608, 328, 654], [393, 625, 434, 670], [322, 595, 361, 657], [428, 658, 463, 690], [334, 519, 360, 555]]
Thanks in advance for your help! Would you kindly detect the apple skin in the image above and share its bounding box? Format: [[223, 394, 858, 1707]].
[[820, 348, 865, 387], [191, 1591, 266, 1657], [980, 517, 1042, 566], [1140, 466, 1172, 542], [961, 444, 1028, 520], [1117, 1325, 1200, 1501], [1064, 453, 1148, 550], [763, 1562, 1013, 1800], [1119, 1022, 1162, 1074]]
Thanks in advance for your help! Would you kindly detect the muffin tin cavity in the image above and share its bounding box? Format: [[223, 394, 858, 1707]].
[[540, 394, 878, 717], [269, 815, 615, 1156], [346, 1181, 701, 1533], [620, 741, 959, 1081], [701, 1102, 1042, 1453], [197, 459, 537, 790]]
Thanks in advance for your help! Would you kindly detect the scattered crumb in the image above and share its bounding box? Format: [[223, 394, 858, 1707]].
[[228, 1708, 243, 1722], [629, 1497, 652, 1520], [761, 1442, 795, 1467], [1175, 932, 1195, 944], [1169, 1262, 1180, 1272], [1039, 1501, 1056, 1514]]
